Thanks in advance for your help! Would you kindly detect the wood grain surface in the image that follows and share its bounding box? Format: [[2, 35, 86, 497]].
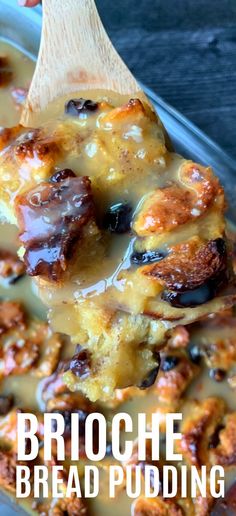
[[96, 0, 236, 159], [21, 0, 143, 125]]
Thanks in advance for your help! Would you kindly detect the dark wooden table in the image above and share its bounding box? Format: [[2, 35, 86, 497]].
[[97, 0, 236, 159]]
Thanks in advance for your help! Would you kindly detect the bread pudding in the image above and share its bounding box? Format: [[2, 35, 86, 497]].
[[0, 92, 235, 400]]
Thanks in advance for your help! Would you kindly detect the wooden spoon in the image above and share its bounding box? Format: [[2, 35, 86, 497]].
[[21, 0, 143, 126]]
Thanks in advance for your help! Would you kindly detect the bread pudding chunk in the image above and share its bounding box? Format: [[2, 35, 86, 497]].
[[0, 248, 25, 283], [0, 95, 235, 400], [0, 300, 63, 378], [16, 175, 99, 281], [133, 162, 224, 236]]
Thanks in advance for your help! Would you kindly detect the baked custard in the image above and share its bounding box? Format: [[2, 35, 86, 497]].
[[0, 91, 235, 400]]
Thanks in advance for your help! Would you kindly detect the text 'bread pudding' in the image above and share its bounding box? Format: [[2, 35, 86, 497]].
[[0, 96, 235, 400]]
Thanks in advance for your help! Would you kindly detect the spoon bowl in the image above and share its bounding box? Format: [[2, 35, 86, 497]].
[[20, 0, 144, 125]]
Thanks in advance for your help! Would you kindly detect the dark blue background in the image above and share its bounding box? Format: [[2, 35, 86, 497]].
[[96, 0, 236, 159]]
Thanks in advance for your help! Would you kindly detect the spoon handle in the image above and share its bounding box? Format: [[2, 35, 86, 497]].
[[21, 0, 141, 125]]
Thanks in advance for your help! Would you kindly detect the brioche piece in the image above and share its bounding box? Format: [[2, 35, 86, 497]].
[[0, 300, 63, 378]]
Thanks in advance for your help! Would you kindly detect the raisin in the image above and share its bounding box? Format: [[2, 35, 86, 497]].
[[70, 345, 91, 379], [162, 282, 215, 308], [214, 237, 227, 256], [138, 366, 160, 390], [65, 98, 98, 116], [103, 203, 132, 233], [162, 263, 228, 308], [0, 394, 14, 415], [131, 249, 167, 265], [188, 343, 202, 365], [209, 368, 226, 382], [208, 424, 225, 449], [50, 169, 76, 183], [160, 355, 179, 372], [0, 56, 12, 87]]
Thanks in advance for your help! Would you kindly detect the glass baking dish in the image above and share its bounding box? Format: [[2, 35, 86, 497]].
[[0, 0, 236, 514]]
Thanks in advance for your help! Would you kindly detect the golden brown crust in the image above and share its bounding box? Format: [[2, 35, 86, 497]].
[[0, 300, 26, 335], [36, 333, 63, 378], [0, 248, 25, 281], [211, 413, 236, 467], [0, 125, 23, 151], [3, 339, 39, 375], [151, 350, 199, 432], [65, 495, 88, 515], [142, 237, 227, 292], [14, 130, 60, 162], [102, 98, 146, 123], [134, 186, 196, 236], [0, 126, 65, 222], [177, 398, 226, 469], [179, 162, 223, 211], [133, 163, 224, 237], [0, 450, 16, 492], [0, 301, 63, 377], [167, 326, 190, 349]]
